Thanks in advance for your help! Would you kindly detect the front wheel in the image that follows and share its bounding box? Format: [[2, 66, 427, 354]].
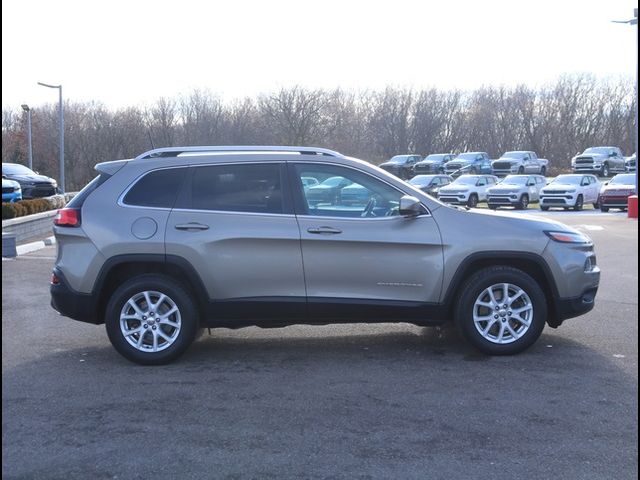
[[601, 164, 610, 177], [573, 194, 584, 211], [454, 266, 547, 355], [516, 194, 529, 210], [600, 205, 609, 212], [518, 166, 525, 174], [540, 205, 549, 211], [105, 274, 199, 365], [467, 194, 479, 208], [540, 166, 546, 176]]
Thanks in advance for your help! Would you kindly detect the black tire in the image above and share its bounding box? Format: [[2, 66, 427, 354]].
[[467, 194, 479, 208], [516, 194, 529, 210], [470, 167, 478, 174], [573, 194, 584, 211], [540, 205, 549, 211], [518, 166, 525, 174], [454, 266, 547, 355], [600, 205, 609, 212], [601, 164, 610, 177], [488, 204, 498, 210], [105, 274, 199, 365], [540, 166, 546, 176], [593, 197, 600, 209]]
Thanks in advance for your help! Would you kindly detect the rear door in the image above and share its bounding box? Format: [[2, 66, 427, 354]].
[[290, 162, 443, 318], [165, 161, 306, 320]]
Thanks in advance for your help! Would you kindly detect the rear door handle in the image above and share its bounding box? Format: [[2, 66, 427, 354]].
[[175, 223, 210, 231], [307, 226, 342, 235]]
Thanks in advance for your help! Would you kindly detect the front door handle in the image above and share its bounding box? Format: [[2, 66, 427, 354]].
[[175, 223, 210, 231], [307, 226, 342, 235]]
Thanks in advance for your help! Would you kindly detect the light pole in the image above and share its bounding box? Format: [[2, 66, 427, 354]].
[[21, 104, 33, 170], [613, 8, 638, 194], [37, 82, 64, 193]]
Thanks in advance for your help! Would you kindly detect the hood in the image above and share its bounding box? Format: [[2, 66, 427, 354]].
[[447, 160, 472, 167], [439, 185, 469, 192], [542, 183, 577, 190], [487, 184, 521, 193], [2, 178, 20, 188], [574, 153, 607, 160], [602, 183, 634, 192], [5, 173, 56, 183], [379, 162, 402, 169], [417, 160, 440, 165]]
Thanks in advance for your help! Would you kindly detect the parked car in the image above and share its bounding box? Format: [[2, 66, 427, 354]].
[[539, 174, 601, 211], [1, 163, 58, 199], [408, 175, 454, 197], [305, 176, 352, 205], [437, 174, 499, 207], [301, 176, 319, 189], [625, 153, 636, 172], [2, 178, 22, 202], [413, 154, 456, 175], [487, 175, 546, 210], [491, 151, 549, 177], [378, 155, 422, 180], [599, 173, 636, 212], [444, 152, 493, 177], [50, 145, 599, 364], [339, 183, 371, 206], [571, 147, 626, 177]]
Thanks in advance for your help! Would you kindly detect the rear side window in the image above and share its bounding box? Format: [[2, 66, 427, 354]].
[[123, 168, 186, 208], [182, 163, 283, 214]]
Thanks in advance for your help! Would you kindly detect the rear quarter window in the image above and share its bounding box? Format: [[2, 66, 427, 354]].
[[123, 168, 187, 208]]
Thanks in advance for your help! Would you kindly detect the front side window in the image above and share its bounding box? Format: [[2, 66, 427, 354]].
[[183, 163, 283, 214], [123, 168, 187, 208], [294, 164, 404, 218]]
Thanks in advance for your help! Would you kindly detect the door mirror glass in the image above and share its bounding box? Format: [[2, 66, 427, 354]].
[[399, 195, 424, 216]]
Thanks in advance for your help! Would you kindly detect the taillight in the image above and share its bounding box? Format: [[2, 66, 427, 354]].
[[54, 208, 81, 227], [51, 273, 60, 285]]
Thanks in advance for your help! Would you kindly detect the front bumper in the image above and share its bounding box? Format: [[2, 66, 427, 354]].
[[22, 184, 57, 199], [2, 192, 22, 202], [487, 194, 521, 207], [438, 193, 470, 205], [50, 267, 101, 324], [549, 286, 599, 327], [600, 195, 631, 208], [540, 194, 578, 208]]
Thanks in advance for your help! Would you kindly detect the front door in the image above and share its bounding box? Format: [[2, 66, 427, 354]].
[[290, 163, 444, 319]]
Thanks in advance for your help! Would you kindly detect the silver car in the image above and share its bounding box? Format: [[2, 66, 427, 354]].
[[51, 146, 600, 364]]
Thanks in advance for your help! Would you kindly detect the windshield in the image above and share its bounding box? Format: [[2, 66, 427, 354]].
[[452, 176, 480, 186], [454, 153, 479, 161], [501, 176, 528, 185], [551, 175, 583, 185], [2, 163, 35, 175], [609, 174, 635, 185], [409, 175, 436, 186], [583, 147, 610, 155], [424, 154, 446, 161], [501, 152, 526, 159], [388, 155, 411, 164]]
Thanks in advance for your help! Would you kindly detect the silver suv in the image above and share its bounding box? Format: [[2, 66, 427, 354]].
[[51, 146, 600, 364]]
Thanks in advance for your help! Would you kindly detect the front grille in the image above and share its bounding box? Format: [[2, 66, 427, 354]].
[[492, 162, 513, 170], [2, 187, 14, 194], [446, 164, 462, 170], [30, 187, 56, 197], [575, 158, 594, 165], [543, 198, 566, 204], [488, 197, 512, 204], [414, 164, 435, 173], [543, 190, 567, 195]]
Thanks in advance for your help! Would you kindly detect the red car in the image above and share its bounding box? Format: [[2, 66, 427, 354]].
[[599, 173, 636, 212]]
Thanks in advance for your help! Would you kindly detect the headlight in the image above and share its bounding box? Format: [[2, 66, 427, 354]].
[[545, 230, 592, 244]]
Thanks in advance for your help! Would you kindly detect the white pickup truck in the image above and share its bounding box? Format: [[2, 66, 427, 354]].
[[491, 151, 549, 177]]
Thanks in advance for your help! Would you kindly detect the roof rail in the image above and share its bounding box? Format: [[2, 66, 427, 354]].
[[135, 146, 344, 160]]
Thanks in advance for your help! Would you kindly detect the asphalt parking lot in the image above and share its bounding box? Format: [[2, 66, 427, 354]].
[[2, 211, 638, 480]]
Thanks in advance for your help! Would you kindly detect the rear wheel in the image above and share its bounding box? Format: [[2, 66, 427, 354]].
[[600, 205, 609, 212], [573, 194, 584, 211], [454, 266, 547, 355], [105, 274, 199, 365]]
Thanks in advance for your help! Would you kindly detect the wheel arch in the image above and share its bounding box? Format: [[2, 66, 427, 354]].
[[93, 254, 209, 325], [442, 252, 560, 325]]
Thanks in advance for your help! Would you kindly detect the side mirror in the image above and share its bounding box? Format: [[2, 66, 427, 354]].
[[399, 195, 425, 216]]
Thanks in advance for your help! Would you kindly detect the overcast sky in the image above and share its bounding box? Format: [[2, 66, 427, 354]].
[[2, 0, 637, 110]]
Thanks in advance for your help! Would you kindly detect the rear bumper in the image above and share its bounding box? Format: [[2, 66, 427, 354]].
[[50, 267, 101, 324]]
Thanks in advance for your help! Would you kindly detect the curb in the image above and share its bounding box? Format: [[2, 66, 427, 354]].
[[15, 236, 56, 256]]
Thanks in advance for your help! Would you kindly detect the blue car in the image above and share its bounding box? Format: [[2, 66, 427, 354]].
[[2, 178, 22, 202]]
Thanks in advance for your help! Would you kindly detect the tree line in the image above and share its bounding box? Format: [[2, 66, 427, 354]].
[[2, 74, 636, 191]]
